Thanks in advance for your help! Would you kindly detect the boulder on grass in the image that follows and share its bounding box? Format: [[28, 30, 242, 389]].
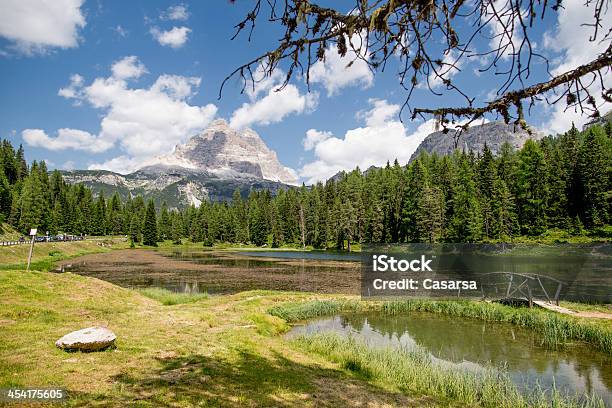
[[55, 327, 116, 352]]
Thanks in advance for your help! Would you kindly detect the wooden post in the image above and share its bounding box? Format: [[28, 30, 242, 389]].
[[26, 228, 37, 272], [527, 285, 533, 308]]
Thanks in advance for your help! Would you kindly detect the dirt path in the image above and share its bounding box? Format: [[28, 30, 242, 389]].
[[534, 300, 612, 319]]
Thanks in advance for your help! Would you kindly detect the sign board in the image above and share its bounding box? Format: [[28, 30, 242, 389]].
[[29, 228, 37, 236]]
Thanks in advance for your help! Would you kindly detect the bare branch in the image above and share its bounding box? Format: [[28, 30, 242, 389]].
[[223, 0, 611, 130]]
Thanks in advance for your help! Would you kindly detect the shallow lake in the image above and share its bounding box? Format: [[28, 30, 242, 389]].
[[238, 250, 361, 261], [59, 249, 361, 294], [288, 312, 612, 404], [59, 247, 612, 302]]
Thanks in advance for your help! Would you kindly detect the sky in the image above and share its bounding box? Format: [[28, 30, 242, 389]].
[[0, 0, 609, 184]]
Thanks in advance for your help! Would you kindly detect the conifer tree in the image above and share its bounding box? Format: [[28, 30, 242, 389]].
[[158, 201, 171, 240], [575, 126, 609, 227], [516, 140, 548, 235], [477, 144, 497, 238], [142, 199, 158, 246], [170, 212, 182, 244], [418, 185, 444, 243], [107, 193, 124, 235], [18, 168, 47, 233], [92, 192, 107, 235], [15, 145, 28, 181], [129, 214, 142, 243], [0, 170, 10, 221], [449, 153, 482, 242], [491, 178, 518, 240]]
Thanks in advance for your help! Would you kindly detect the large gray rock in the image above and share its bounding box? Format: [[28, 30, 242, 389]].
[[409, 120, 543, 162], [155, 119, 297, 184], [55, 327, 116, 352]]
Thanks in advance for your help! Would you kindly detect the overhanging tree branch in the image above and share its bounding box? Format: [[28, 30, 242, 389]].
[[223, 0, 611, 132], [413, 44, 612, 128]]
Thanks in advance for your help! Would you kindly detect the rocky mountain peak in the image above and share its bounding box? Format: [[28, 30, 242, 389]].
[[409, 120, 542, 161], [154, 119, 298, 185]]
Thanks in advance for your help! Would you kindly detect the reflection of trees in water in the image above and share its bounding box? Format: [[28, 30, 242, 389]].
[[178, 281, 201, 294], [340, 313, 611, 394]]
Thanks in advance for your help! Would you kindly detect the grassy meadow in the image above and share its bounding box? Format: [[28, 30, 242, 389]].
[[0, 241, 610, 407]]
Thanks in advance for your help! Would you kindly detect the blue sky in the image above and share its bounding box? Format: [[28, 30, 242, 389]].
[[0, 0, 609, 183]]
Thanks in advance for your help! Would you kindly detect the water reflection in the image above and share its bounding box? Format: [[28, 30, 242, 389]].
[[289, 313, 612, 403]]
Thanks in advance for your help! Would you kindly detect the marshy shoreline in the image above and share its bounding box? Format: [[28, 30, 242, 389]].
[[1, 244, 611, 406]]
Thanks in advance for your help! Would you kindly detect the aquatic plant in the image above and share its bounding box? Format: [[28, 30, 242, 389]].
[[270, 299, 612, 354], [294, 333, 606, 408]]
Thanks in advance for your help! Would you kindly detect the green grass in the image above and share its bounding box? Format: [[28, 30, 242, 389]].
[[269, 299, 612, 354], [137, 287, 209, 305], [0, 237, 130, 271], [294, 333, 605, 408], [0, 271, 430, 406], [0, 222, 21, 241], [484, 228, 611, 244]]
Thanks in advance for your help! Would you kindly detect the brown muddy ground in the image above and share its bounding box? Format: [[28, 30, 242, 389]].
[[57, 249, 361, 295]]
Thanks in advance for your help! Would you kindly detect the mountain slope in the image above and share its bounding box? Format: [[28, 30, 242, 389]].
[[328, 121, 542, 182], [61, 168, 290, 208], [61, 120, 295, 207]]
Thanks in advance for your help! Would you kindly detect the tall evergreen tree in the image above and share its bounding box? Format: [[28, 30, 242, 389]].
[[449, 153, 482, 242], [18, 168, 48, 233], [158, 201, 171, 240], [575, 126, 609, 227], [129, 214, 142, 243], [15, 144, 28, 181], [142, 199, 158, 246], [516, 140, 548, 235]]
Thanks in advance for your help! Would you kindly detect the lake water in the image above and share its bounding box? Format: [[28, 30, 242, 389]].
[[288, 312, 612, 404], [239, 250, 361, 261], [59, 249, 361, 294], [61, 248, 612, 403], [59, 247, 612, 302]]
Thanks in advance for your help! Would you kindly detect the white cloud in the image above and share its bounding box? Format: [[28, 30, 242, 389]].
[[358, 99, 399, 127], [58, 74, 84, 101], [23, 56, 218, 174], [151, 75, 201, 99], [163, 5, 189, 21], [541, 0, 611, 134], [0, 0, 86, 54], [310, 34, 373, 96], [150, 26, 191, 48], [299, 99, 435, 184], [111, 55, 147, 80], [22, 128, 113, 153], [87, 155, 147, 175], [303, 129, 332, 151], [230, 67, 318, 129]]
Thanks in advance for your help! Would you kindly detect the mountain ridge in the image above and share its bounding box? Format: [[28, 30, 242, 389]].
[[61, 119, 296, 207], [329, 120, 542, 182], [62, 119, 545, 207], [146, 119, 298, 185]]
